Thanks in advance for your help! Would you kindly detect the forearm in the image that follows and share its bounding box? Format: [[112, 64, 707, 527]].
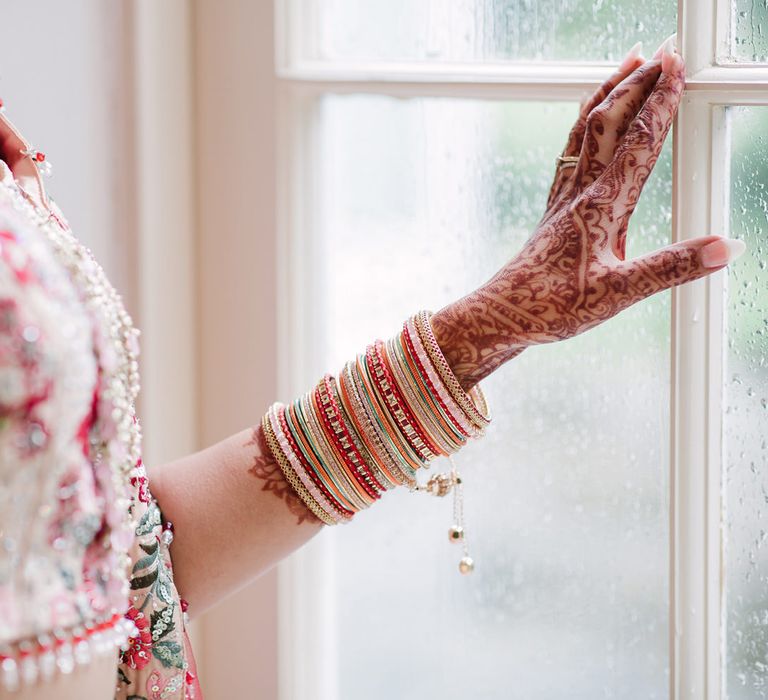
[[147, 310, 495, 617], [146, 423, 323, 618]]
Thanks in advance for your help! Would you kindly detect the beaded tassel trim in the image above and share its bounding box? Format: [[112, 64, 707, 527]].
[[0, 615, 138, 692], [0, 147, 143, 687]]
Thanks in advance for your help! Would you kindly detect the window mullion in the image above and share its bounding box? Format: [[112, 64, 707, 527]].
[[707, 105, 729, 700], [680, 0, 717, 74], [671, 93, 727, 700]]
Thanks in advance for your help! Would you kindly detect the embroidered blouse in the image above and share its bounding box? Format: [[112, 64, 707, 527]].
[[0, 168, 201, 699]]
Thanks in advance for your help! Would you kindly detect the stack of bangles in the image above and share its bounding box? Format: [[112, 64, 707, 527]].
[[260, 309, 492, 574]]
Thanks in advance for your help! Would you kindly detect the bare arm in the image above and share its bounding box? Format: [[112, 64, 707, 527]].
[[147, 39, 745, 620], [146, 424, 322, 617]]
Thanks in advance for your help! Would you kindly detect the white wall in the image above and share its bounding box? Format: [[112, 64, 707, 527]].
[[0, 0, 135, 298], [192, 0, 280, 697], [0, 2, 279, 696]]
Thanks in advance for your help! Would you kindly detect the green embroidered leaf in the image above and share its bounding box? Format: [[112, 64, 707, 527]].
[[130, 569, 158, 590], [139, 540, 159, 556], [135, 504, 161, 536], [131, 550, 158, 574], [150, 604, 176, 642], [151, 640, 184, 669]]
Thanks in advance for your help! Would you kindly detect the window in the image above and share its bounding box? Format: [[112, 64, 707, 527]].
[[723, 106, 768, 699], [274, 2, 768, 698]]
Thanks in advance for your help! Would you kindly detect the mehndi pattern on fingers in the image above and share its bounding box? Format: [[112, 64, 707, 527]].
[[432, 49, 705, 392]]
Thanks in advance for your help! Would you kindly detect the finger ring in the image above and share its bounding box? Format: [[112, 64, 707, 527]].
[[556, 155, 579, 169]]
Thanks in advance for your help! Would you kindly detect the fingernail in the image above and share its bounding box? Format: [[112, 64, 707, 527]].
[[661, 35, 684, 74], [619, 41, 643, 71], [701, 238, 747, 268], [653, 32, 677, 59]]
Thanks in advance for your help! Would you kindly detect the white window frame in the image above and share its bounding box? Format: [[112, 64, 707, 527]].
[[273, 2, 768, 698]]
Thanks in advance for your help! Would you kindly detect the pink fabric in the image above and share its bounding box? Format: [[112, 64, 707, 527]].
[[0, 181, 201, 698]]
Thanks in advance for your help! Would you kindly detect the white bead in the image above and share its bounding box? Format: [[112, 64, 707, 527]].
[[39, 650, 56, 681], [1, 657, 20, 692], [74, 639, 91, 666], [458, 556, 475, 575], [56, 643, 75, 674], [20, 654, 38, 686]]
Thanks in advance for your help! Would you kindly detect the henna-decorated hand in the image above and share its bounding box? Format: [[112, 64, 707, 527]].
[[432, 35, 746, 391]]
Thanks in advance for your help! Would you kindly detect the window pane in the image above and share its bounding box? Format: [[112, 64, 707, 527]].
[[312, 95, 672, 698], [724, 106, 768, 699], [726, 1, 768, 63], [307, 0, 674, 63]]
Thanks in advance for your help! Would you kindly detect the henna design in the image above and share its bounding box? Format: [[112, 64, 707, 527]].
[[243, 424, 320, 526], [432, 53, 721, 392]]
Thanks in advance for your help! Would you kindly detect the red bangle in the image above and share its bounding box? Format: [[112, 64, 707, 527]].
[[369, 339, 441, 460], [279, 402, 355, 518], [315, 375, 383, 499], [402, 318, 472, 439]]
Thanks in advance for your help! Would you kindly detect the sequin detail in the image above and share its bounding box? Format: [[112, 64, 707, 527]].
[[0, 178, 200, 698]]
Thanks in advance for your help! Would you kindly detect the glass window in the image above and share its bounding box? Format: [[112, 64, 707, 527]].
[[314, 95, 673, 698], [726, 1, 768, 63], [724, 105, 768, 699], [306, 0, 675, 63]]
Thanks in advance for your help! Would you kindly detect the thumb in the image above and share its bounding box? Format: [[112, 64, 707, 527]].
[[621, 235, 747, 299]]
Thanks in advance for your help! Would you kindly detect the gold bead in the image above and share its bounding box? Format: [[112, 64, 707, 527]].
[[459, 556, 474, 575], [448, 525, 464, 543], [425, 473, 452, 497]]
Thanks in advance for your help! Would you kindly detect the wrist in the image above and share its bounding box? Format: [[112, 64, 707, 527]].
[[430, 293, 526, 391]]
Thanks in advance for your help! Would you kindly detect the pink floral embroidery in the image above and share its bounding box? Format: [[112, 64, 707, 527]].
[[131, 473, 150, 504], [121, 606, 153, 670]]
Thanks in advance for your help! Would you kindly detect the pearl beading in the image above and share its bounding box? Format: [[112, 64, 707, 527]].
[[0, 615, 139, 692], [0, 179, 143, 691]]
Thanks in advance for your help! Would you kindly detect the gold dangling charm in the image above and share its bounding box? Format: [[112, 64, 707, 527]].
[[448, 455, 474, 575]]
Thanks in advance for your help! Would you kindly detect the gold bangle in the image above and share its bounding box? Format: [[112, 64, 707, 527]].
[[414, 310, 491, 432], [384, 335, 454, 457], [556, 155, 579, 169], [330, 374, 394, 491], [261, 409, 336, 526], [342, 360, 415, 489], [300, 392, 369, 512]]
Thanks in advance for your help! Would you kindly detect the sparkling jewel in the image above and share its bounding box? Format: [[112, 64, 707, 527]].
[[424, 472, 453, 497], [448, 525, 464, 542]]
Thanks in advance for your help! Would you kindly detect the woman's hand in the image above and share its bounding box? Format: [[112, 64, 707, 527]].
[[431, 36, 746, 391]]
